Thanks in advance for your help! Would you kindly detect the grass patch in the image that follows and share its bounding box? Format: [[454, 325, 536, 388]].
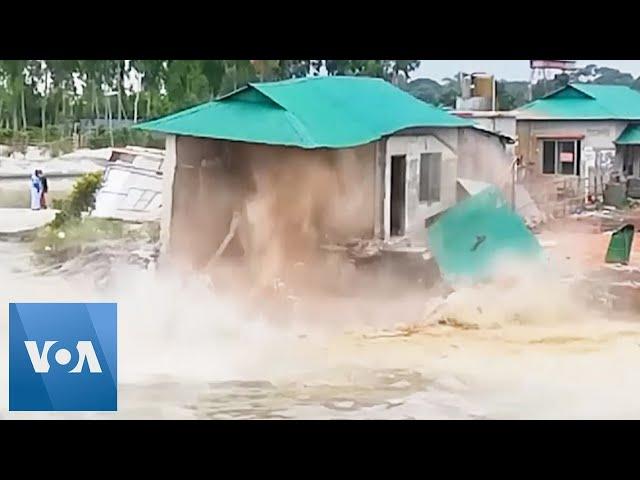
[[32, 217, 125, 254]]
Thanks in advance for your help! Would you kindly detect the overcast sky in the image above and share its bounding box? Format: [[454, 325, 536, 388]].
[[414, 60, 640, 82]]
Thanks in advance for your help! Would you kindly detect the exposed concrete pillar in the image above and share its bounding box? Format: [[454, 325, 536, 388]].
[[160, 134, 177, 255], [374, 139, 386, 239]]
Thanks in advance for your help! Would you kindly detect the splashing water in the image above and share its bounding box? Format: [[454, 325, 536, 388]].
[[2, 237, 640, 420]]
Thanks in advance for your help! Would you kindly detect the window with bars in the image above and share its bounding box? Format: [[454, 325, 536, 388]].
[[542, 139, 581, 175]]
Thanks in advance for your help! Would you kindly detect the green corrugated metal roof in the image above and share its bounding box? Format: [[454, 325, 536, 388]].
[[517, 84, 640, 120], [136, 76, 473, 149], [616, 124, 640, 145]]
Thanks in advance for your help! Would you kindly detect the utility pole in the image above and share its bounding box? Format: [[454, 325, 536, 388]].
[[104, 91, 117, 147]]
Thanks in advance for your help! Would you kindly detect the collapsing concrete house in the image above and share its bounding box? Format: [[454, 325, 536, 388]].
[[136, 76, 513, 268]]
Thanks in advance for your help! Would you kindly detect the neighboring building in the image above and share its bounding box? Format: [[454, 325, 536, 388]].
[[137, 76, 511, 265], [92, 146, 165, 222], [515, 83, 640, 210]]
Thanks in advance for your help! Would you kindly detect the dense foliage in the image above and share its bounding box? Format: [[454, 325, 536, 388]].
[[49, 171, 103, 229], [3, 60, 640, 140], [0, 60, 421, 142]]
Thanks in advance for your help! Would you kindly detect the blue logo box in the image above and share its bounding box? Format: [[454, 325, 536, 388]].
[[9, 303, 117, 412]]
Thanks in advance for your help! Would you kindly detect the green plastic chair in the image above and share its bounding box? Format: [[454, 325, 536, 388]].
[[605, 224, 635, 265]]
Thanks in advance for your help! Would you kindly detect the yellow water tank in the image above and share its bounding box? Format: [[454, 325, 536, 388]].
[[472, 74, 494, 100]]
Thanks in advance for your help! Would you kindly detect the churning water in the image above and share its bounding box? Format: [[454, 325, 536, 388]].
[[2, 239, 640, 420]]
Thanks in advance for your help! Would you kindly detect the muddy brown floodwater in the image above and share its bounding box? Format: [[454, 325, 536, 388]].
[[2, 231, 640, 420]]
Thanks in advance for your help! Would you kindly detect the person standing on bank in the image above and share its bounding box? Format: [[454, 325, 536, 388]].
[[30, 170, 42, 210], [39, 170, 48, 209]]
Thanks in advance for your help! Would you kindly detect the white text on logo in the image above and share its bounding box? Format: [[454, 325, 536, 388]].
[[24, 341, 103, 373]]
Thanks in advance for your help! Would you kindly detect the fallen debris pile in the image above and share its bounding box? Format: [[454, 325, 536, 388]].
[[320, 238, 383, 265], [35, 236, 159, 288], [570, 204, 640, 233], [32, 219, 160, 288], [344, 238, 382, 263]]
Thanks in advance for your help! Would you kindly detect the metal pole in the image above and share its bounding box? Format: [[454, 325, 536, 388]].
[[510, 156, 518, 211]]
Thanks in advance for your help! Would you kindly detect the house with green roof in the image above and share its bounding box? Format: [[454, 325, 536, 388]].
[[515, 83, 640, 207], [137, 75, 513, 264]]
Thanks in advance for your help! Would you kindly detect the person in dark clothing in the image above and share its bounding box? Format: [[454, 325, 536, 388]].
[[37, 170, 49, 209]]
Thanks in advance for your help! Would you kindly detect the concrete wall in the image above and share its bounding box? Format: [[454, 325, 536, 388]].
[[494, 117, 517, 138], [385, 129, 459, 245], [159, 135, 176, 254], [458, 128, 513, 186], [465, 116, 516, 139], [382, 127, 510, 246], [164, 135, 377, 265]]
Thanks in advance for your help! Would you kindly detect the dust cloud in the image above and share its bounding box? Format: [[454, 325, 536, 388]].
[[171, 142, 377, 296]]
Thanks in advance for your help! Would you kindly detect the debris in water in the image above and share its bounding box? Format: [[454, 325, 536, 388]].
[[437, 317, 480, 330]]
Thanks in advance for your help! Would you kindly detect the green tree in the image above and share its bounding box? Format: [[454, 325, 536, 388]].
[[0, 60, 28, 131], [324, 60, 420, 82], [436, 76, 461, 108], [276, 60, 316, 79], [199, 60, 225, 99], [130, 59, 167, 120], [218, 60, 256, 96], [165, 60, 210, 109], [401, 77, 443, 104]]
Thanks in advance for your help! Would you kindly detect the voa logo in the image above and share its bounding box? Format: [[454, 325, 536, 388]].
[[24, 340, 103, 373], [9, 303, 117, 412]]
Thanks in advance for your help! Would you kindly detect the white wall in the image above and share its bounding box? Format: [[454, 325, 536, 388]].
[[458, 128, 513, 186], [385, 130, 458, 245], [494, 117, 517, 138], [467, 116, 516, 139]]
